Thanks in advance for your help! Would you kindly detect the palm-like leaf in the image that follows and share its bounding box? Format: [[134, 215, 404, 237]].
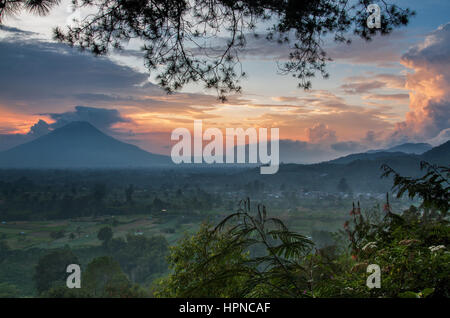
[[210, 198, 314, 297]]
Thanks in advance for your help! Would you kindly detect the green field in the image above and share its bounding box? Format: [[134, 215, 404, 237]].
[[0, 214, 204, 250]]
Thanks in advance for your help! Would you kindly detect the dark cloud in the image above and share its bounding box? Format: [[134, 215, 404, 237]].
[[340, 81, 386, 94], [327, 31, 410, 67], [331, 141, 365, 152], [279, 140, 337, 164], [45, 105, 131, 133], [279, 139, 371, 164], [29, 119, 51, 136], [184, 33, 291, 61], [339, 73, 406, 96], [0, 28, 228, 120], [72, 93, 126, 102], [0, 34, 158, 107], [365, 93, 409, 101]]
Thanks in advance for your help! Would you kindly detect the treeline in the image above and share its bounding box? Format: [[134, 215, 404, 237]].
[[0, 229, 169, 297], [0, 176, 226, 221]]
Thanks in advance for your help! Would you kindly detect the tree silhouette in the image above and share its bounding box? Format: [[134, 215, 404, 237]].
[[0, 1, 414, 100], [97, 226, 113, 243], [82, 256, 133, 297], [0, 0, 60, 23], [337, 177, 351, 193], [34, 247, 79, 294], [125, 184, 134, 203], [381, 161, 449, 219], [48, 0, 413, 100]]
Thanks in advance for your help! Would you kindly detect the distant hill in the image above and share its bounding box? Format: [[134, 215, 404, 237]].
[[327, 151, 415, 165], [367, 142, 432, 154], [0, 121, 172, 168], [421, 140, 450, 165], [239, 140, 449, 193], [328, 141, 447, 165]]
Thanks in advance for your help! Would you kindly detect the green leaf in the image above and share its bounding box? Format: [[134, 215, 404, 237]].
[[420, 288, 435, 298], [398, 291, 420, 298]]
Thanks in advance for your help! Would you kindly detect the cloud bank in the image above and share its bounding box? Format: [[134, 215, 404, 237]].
[[392, 23, 450, 143]]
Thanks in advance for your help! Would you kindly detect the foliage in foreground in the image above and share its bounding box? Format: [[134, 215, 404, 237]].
[[41, 256, 149, 298], [156, 163, 449, 298]]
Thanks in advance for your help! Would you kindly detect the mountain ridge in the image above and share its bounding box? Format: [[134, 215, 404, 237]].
[[0, 121, 172, 168], [0, 121, 448, 169], [327, 141, 449, 165], [366, 142, 432, 154]]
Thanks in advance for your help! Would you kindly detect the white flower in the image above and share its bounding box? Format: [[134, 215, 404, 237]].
[[362, 242, 377, 251], [429, 245, 445, 252], [344, 287, 354, 291]]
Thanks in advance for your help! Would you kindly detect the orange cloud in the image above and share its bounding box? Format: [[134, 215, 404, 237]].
[[305, 123, 337, 144], [393, 23, 450, 141], [0, 105, 52, 134]]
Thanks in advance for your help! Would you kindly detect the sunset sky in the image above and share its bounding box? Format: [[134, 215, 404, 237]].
[[0, 0, 449, 163]]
